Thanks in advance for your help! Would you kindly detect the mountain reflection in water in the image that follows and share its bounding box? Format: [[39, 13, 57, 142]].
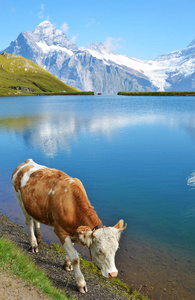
[[1, 110, 195, 157]]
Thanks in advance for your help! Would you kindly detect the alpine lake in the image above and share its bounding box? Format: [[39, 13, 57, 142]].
[[0, 94, 195, 300]]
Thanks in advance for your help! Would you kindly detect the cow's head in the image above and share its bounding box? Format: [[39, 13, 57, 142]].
[[77, 220, 127, 278]]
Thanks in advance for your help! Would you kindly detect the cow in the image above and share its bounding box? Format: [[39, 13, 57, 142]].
[[11, 159, 127, 293]]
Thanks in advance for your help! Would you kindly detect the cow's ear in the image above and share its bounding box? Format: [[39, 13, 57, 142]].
[[113, 220, 127, 241], [113, 219, 124, 229], [77, 226, 93, 248]]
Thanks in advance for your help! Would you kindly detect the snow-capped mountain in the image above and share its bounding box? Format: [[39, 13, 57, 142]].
[[1, 21, 195, 94]]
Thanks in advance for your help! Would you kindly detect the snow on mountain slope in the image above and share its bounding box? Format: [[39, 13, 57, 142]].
[[85, 41, 195, 91], [85, 46, 170, 90], [1, 20, 195, 93], [36, 41, 74, 56]]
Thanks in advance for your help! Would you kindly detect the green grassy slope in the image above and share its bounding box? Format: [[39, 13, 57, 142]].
[[0, 52, 81, 96]]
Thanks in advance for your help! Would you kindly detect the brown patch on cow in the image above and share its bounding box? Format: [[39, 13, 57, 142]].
[[11, 163, 25, 181], [24, 159, 31, 164], [73, 258, 79, 266], [13, 165, 34, 192], [11, 159, 31, 181], [19, 168, 71, 228], [77, 226, 91, 238]]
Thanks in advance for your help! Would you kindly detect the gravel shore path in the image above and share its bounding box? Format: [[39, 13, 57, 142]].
[[0, 213, 138, 300]]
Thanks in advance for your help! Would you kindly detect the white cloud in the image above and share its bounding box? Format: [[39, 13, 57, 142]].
[[103, 37, 122, 52], [38, 3, 45, 19], [61, 22, 69, 34]]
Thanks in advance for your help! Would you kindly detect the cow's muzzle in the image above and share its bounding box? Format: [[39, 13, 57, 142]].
[[108, 272, 118, 278]]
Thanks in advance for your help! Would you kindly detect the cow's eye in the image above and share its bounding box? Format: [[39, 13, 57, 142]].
[[98, 249, 103, 254]]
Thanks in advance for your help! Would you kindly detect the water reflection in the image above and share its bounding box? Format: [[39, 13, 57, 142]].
[[1, 110, 195, 157], [187, 172, 195, 188], [0, 113, 195, 157]]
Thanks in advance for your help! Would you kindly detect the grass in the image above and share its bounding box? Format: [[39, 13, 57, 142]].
[[0, 52, 94, 96], [118, 91, 195, 96], [0, 237, 71, 300], [36, 91, 94, 96], [0, 236, 149, 300]]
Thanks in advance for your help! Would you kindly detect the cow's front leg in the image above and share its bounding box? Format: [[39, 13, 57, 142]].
[[63, 236, 87, 293]]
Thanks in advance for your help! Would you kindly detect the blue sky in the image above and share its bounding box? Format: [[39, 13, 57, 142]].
[[0, 0, 195, 60]]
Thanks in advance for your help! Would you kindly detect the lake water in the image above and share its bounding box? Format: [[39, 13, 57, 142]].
[[0, 95, 195, 299]]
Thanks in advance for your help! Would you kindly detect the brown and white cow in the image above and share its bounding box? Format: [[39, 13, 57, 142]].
[[12, 159, 127, 293]]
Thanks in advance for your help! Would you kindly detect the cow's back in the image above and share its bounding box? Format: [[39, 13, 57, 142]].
[[12, 159, 76, 226]]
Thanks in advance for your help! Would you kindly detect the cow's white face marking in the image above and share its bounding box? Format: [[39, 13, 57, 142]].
[[89, 227, 119, 277]]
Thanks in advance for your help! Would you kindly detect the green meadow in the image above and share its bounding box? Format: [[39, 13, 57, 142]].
[[0, 52, 93, 96]]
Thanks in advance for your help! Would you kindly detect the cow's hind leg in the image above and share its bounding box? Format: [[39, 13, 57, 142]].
[[13, 190, 39, 253], [34, 220, 41, 245], [25, 216, 39, 253], [63, 236, 87, 293]]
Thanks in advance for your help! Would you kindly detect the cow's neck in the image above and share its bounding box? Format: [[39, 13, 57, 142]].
[[81, 206, 102, 230], [86, 214, 102, 231], [73, 183, 102, 230]]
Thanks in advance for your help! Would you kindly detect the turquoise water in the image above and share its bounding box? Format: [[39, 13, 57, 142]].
[[0, 95, 195, 259]]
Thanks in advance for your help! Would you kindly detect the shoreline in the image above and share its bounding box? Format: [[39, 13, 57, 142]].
[[2, 210, 194, 300], [0, 212, 146, 300], [118, 91, 195, 96], [0, 91, 94, 97]]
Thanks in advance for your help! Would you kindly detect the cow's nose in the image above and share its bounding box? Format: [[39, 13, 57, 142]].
[[108, 272, 118, 278]]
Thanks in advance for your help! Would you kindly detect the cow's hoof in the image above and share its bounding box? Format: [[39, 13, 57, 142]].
[[32, 247, 39, 253], [34, 247, 39, 253], [64, 260, 73, 271], [29, 246, 39, 253], [78, 284, 88, 293]]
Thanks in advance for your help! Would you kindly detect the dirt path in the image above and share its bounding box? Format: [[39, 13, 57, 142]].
[[0, 272, 50, 300], [0, 213, 137, 300]]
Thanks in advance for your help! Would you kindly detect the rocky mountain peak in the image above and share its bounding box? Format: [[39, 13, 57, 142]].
[[36, 20, 53, 28], [31, 21, 67, 46], [86, 42, 113, 54], [188, 39, 195, 48]]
